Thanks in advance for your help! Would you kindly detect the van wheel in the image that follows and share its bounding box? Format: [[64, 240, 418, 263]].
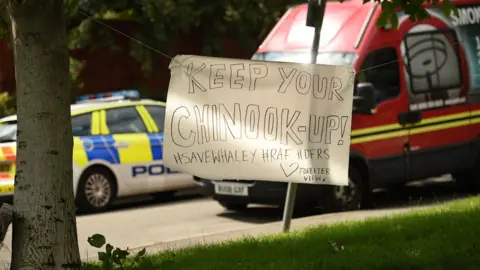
[[454, 153, 480, 193], [317, 166, 366, 213], [454, 170, 480, 193], [76, 167, 117, 213], [387, 182, 407, 192], [218, 201, 248, 211]]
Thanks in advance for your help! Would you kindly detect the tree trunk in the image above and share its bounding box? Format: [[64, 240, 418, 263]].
[[6, 0, 81, 269]]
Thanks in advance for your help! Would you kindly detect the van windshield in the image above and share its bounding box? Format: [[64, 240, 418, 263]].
[[252, 51, 356, 66], [0, 122, 17, 143]]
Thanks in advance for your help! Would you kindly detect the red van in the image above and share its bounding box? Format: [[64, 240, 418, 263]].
[[195, 0, 480, 212]]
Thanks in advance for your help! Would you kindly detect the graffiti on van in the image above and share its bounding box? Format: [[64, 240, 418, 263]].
[[397, 9, 466, 111]]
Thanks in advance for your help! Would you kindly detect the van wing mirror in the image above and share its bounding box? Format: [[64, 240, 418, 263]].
[[353, 82, 376, 114]]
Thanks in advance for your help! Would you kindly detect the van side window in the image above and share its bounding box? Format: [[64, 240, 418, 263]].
[[357, 47, 400, 105], [72, 113, 92, 136]]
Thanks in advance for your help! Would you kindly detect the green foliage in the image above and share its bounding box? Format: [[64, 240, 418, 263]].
[[65, 0, 305, 76], [344, 0, 460, 28], [0, 4, 87, 93], [87, 233, 175, 270], [2, 0, 460, 93], [70, 57, 85, 93], [0, 24, 7, 39], [64, 0, 458, 80], [88, 234, 106, 248], [125, 197, 480, 270], [0, 92, 16, 118]]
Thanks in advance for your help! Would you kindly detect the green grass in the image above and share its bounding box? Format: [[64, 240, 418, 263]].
[[84, 196, 480, 270]]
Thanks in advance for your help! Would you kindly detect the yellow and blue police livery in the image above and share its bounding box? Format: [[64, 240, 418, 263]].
[[0, 90, 196, 213]]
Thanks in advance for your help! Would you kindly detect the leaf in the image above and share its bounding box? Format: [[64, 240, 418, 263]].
[[137, 248, 146, 258], [380, 1, 394, 13], [451, 5, 460, 17], [417, 8, 431, 21], [88, 234, 106, 248], [133, 248, 147, 264], [112, 248, 130, 265], [98, 252, 108, 262], [139, 259, 154, 269], [441, 0, 454, 17], [376, 10, 390, 27], [389, 11, 399, 29], [105, 243, 114, 256]]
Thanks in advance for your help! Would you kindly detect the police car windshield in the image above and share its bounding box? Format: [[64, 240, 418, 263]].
[[0, 121, 17, 143], [251, 51, 356, 66]]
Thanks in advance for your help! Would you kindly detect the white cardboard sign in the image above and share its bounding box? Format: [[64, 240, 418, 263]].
[[163, 55, 355, 186]]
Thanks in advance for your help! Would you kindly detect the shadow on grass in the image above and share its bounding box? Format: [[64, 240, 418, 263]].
[[216, 176, 473, 224], [91, 196, 480, 270]]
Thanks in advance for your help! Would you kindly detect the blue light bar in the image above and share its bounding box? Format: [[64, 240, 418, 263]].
[[75, 89, 140, 103]]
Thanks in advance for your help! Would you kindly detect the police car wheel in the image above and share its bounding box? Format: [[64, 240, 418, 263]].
[[317, 166, 364, 213], [76, 167, 117, 213]]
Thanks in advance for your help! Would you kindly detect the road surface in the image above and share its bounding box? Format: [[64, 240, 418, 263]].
[[0, 175, 469, 265]]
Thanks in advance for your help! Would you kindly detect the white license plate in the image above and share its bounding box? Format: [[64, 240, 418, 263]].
[[214, 183, 248, 196]]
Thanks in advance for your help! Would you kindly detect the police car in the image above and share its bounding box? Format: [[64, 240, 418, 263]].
[[0, 90, 196, 212]]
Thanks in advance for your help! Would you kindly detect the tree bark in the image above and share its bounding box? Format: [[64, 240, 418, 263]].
[[6, 0, 81, 269]]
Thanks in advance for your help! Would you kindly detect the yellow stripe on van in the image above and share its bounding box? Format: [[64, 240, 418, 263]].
[[471, 110, 480, 117], [351, 130, 409, 144], [350, 109, 480, 145], [112, 134, 153, 164], [414, 111, 471, 126], [410, 119, 470, 135], [472, 117, 480, 125], [351, 123, 401, 136], [73, 137, 89, 167]]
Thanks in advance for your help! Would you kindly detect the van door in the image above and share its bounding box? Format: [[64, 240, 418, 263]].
[[353, 44, 409, 186], [400, 28, 472, 180]]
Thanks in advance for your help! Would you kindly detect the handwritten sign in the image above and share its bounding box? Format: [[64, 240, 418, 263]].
[[163, 55, 355, 186]]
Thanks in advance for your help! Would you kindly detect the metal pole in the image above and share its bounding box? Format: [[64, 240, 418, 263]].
[[310, 21, 322, 64], [310, 0, 326, 65], [281, 181, 298, 232], [281, 0, 327, 233]]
